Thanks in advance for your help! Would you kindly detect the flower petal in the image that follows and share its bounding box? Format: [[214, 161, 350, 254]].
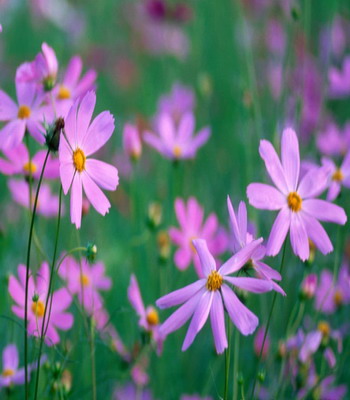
[[297, 167, 328, 199], [193, 239, 217, 277], [303, 199, 347, 225], [70, 173, 82, 229], [3, 344, 19, 371], [82, 172, 111, 216], [224, 277, 273, 293], [247, 183, 286, 210], [281, 127, 300, 191], [128, 274, 146, 318], [77, 91, 96, 143], [290, 212, 309, 261], [85, 159, 119, 191], [302, 212, 333, 255], [210, 292, 227, 354], [266, 207, 291, 257]]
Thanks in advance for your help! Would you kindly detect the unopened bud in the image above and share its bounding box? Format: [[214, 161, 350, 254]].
[[147, 202, 162, 229], [45, 117, 64, 152], [86, 243, 97, 262]]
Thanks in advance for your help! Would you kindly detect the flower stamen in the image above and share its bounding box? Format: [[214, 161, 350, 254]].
[[31, 300, 45, 318], [146, 308, 159, 326], [287, 192, 302, 212], [23, 161, 37, 175], [332, 169, 344, 182], [57, 85, 71, 100], [2, 368, 15, 377], [17, 105, 31, 119], [206, 270, 223, 291], [173, 145, 182, 158], [73, 148, 86, 172]]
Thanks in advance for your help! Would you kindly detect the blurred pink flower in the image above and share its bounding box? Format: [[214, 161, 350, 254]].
[[254, 326, 270, 359], [59, 256, 112, 314], [8, 179, 62, 218], [114, 383, 153, 400], [0, 344, 27, 387], [328, 56, 350, 98], [317, 122, 350, 156], [144, 113, 210, 160], [8, 262, 73, 345], [157, 239, 273, 353], [321, 153, 350, 201], [123, 123, 142, 160], [59, 91, 119, 228], [301, 274, 317, 299], [169, 197, 228, 277], [0, 143, 59, 179], [247, 127, 347, 261]]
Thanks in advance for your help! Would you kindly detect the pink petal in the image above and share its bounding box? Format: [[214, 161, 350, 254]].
[[45, 325, 60, 346], [281, 127, 300, 191], [8, 276, 25, 307], [36, 261, 50, 295], [70, 174, 82, 228], [210, 292, 227, 354], [266, 207, 291, 257], [51, 288, 72, 312], [3, 344, 19, 370], [158, 113, 175, 143], [178, 112, 194, 141], [26, 119, 45, 145], [254, 261, 281, 281], [52, 312, 74, 330], [224, 277, 273, 293], [143, 131, 164, 154], [189, 126, 211, 153], [174, 198, 187, 228], [85, 159, 119, 191], [247, 183, 286, 210], [192, 239, 216, 277], [0, 120, 26, 150], [64, 99, 79, 147], [77, 91, 96, 143], [302, 213, 333, 255], [188, 197, 204, 231], [128, 274, 146, 318], [174, 247, 192, 270], [297, 167, 328, 199], [221, 284, 258, 335], [303, 199, 347, 225], [82, 172, 111, 216], [63, 56, 83, 87], [182, 290, 213, 351], [201, 213, 218, 239], [60, 162, 75, 195], [168, 227, 183, 245], [290, 212, 309, 261], [0, 90, 18, 120]]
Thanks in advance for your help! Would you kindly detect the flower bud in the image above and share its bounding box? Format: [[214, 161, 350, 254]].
[[86, 243, 97, 262], [45, 117, 64, 152], [147, 202, 162, 229], [300, 274, 317, 300], [157, 231, 170, 261], [123, 123, 142, 161]]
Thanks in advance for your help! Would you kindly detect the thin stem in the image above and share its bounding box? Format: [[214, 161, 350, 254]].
[[232, 328, 240, 400], [24, 149, 50, 399], [90, 318, 97, 400], [250, 240, 287, 399], [33, 184, 62, 400], [224, 315, 231, 400]]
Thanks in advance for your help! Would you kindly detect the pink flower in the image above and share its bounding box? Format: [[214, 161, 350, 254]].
[[144, 112, 210, 160], [0, 67, 45, 149], [34, 43, 58, 89], [128, 274, 163, 354], [328, 56, 350, 98], [321, 153, 350, 201], [123, 123, 142, 160], [0, 344, 26, 387], [317, 122, 350, 156], [0, 143, 59, 179], [8, 179, 62, 218], [157, 239, 273, 354], [169, 197, 228, 277], [227, 197, 285, 295], [59, 255, 112, 314], [247, 127, 347, 261], [8, 262, 74, 345], [254, 327, 270, 359], [301, 274, 318, 299], [59, 91, 119, 228]]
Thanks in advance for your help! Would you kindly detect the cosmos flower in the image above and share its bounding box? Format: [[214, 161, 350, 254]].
[[128, 274, 163, 354], [8, 179, 62, 218], [317, 122, 350, 156], [8, 262, 74, 345], [0, 67, 45, 149], [227, 197, 285, 295], [114, 382, 153, 400], [169, 197, 228, 277], [315, 264, 350, 313], [0, 143, 59, 179], [247, 127, 347, 261], [144, 112, 210, 160], [328, 56, 350, 98], [58, 91, 119, 228], [58, 255, 112, 314], [0, 344, 27, 387], [321, 153, 350, 201], [123, 123, 142, 160], [157, 239, 273, 353]]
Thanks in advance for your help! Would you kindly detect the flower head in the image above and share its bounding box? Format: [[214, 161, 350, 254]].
[[317, 122, 350, 156], [328, 56, 350, 98], [0, 344, 26, 387], [123, 123, 142, 160], [157, 239, 273, 353], [8, 262, 73, 345], [59, 91, 119, 228], [247, 127, 347, 261], [169, 197, 228, 277], [321, 153, 350, 201]]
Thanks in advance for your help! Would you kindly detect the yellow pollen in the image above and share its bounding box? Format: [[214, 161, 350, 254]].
[[57, 85, 71, 100], [17, 105, 31, 119], [206, 270, 223, 291], [2, 368, 15, 377], [318, 321, 330, 337], [334, 290, 343, 306], [146, 309, 159, 326], [73, 148, 86, 172], [23, 161, 37, 175], [173, 145, 182, 158], [31, 300, 45, 318], [287, 192, 302, 212], [80, 274, 90, 286], [332, 169, 344, 182]]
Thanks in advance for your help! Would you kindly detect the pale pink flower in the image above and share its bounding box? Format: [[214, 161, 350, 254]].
[[123, 123, 142, 160]]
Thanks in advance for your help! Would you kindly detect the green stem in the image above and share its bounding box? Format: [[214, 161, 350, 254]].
[[250, 240, 287, 399], [33, 184, 62, 400], [90, 318, 97, 400], [224, 315, 232, 400], [24, 149, 50, 400], [232, 327, 240, 400]]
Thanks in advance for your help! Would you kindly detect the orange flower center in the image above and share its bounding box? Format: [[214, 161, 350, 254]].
[[31, 300, 45, 318], [206, 270, 223, 291], [333, 290, 343, 306], [173, 145, 182, 158], [287, 192, 302, 212], [318, 321, 330, 337], [73, 148, 86, 172], [57, 85, 71, 100], [2, 368, 15, 377], [23, 161, 37, 175], [17, 105, 31, 119], [332, 169, 344, 182], [80, 274, 90, 286], [146, 308, 159, 326]]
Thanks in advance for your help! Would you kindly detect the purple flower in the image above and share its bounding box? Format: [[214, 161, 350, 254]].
[[0, 67, 45, 149], [247, 127, 347, 261], [0, 143, 59, 179], [144, 112, 210, 160], [58, 91, 119, 228], [321, 154, 350, 201], [8, 262, 74, 345], [328, 56, 350, 98], [114, 382, 153, 400], [317, 122, 350, 156], [227, 197, 285, 295], [169, 197, 228, 277], [157, 239, 273, 353], [0, 344, 26, 387], [58, 255, 112, 314], [8, 179, 62, 218]]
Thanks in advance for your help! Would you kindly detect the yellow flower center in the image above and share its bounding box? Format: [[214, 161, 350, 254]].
[[333, 290, 343, 306], [73, 148, 86, 172], [57, 85, 71, 100], [17, 105, 31, 119], [146, 308, 159, 326], [206, 270, 223, 291], [23, 161, 37, 175], [332, 169, 344, 182], [80, 274, 90, 286], [2, 368, 15, 377], [317, 321, 330, 337], [173, 145, 182, 158], [287, 192, 302, 212], [31, 300, 45, 318]]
